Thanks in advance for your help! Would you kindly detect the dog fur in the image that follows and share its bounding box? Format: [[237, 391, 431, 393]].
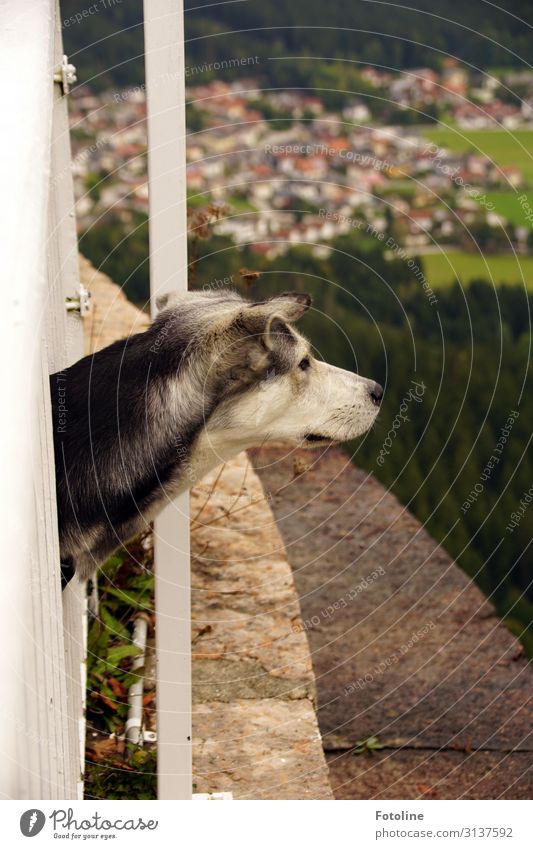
[[50, 289, 382, 580]]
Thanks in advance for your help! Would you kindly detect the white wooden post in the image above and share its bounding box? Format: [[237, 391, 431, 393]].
[[48, 0, 87, 799], [0, 0, 83, 799], [143, 0, 192, 799]]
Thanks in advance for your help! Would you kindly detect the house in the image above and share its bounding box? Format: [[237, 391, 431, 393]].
[[343, 101, 371, 123]]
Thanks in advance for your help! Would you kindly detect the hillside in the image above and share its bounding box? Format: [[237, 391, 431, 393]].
[[61, 0, 531, 90]]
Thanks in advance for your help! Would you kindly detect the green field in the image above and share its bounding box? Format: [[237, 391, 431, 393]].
[[422, 127, 533, 181], [421, 250, 533, 290], [187, 193, 257, 212], [476, 190, 532, 226]]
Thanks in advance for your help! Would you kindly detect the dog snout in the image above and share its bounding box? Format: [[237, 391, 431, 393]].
[[369, 381, 384, 407]]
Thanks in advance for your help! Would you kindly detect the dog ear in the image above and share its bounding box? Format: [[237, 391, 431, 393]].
[[255, 292, 312, 322], [224, 315, 297, 389], [263, 314, 297, 351], [155, 291, 185, 311], [236, 294, 309, 352]]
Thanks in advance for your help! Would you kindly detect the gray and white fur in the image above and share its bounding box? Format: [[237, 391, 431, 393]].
[[51, 289, 382, 581]]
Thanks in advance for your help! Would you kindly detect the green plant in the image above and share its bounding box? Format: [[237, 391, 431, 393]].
[[85, 535, 156, 799], [84, 748, 157, 801], [351, 736, 385, 756]]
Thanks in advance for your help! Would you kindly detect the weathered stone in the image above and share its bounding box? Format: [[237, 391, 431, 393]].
[[326, 749, 533, 800], [190, 453, 315, 681], [192, 659, 314, 703], [253, 444, 533, 798], [193, 699, 333, 799], [190, 453, 332, 798], [80, 254, 148, 354]]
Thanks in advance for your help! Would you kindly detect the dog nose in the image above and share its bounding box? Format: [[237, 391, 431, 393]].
[[370, 382, 384, 407]]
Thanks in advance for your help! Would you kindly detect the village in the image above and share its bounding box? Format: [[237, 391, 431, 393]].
[[68, 61, 533, 263]]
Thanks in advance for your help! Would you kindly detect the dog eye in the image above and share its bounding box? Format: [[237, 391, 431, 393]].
[[298, 357, 311, 371]]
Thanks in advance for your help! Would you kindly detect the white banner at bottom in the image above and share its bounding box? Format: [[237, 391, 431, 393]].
[[3, 799, 531, 848]]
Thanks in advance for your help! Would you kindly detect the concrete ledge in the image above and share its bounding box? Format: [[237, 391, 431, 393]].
[[193, 698, 331, 800], [80, 255, 148, 354], [190, 453, 333, 799]]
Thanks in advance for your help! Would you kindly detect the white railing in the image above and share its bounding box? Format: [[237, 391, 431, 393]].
[[144, 0, 192, 800], [0, 0, 192, 800], [0, 0, 85, 799]]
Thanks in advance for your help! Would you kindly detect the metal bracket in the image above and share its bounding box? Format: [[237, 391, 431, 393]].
[[143, 730, 157, 744], [54, 55, 77, 95], [117, 728, 157, 744], [66, 284, 91, 317]]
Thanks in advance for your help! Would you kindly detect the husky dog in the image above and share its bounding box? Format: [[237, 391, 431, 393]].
[[51, 290, 382, 581]]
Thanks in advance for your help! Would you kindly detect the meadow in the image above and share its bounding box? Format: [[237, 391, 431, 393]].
[[422, 127, 533, 180], [421, 249, 533, 289], [477, 190, 532, 226]]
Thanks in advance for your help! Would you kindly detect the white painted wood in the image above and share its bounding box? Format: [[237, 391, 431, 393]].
[[0, 0, 68, 799], [143, 0, 192, 800], [48, 0, 87, 800], [0, 0, 84, 799]]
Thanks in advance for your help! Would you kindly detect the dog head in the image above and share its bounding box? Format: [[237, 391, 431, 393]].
[[153, 289, 382, 454]]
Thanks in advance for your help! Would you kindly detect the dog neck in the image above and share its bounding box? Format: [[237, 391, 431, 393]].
[[184, 428, 258, 487]]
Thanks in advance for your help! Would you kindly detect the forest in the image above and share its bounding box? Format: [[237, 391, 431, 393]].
[[61, 0, 531, 92]]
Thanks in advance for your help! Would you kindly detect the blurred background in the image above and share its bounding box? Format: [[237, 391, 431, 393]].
[[61, 0, 532, 662]]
